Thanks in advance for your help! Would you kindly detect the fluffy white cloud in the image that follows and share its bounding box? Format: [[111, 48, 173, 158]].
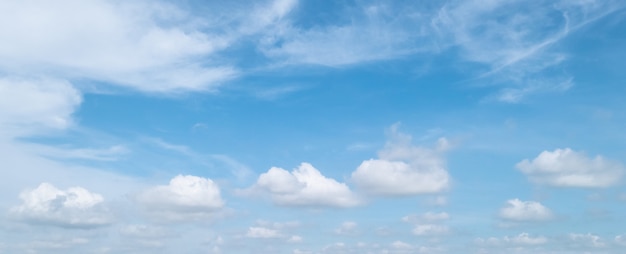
[[253, 163, 361, 208], [0, 78, 81, 136], [351, 125, 450, 196], [136, 175, 224, 220], [516, 148, 624, 188], [499, 199, 553, 221], [10, 183, 112, 228]]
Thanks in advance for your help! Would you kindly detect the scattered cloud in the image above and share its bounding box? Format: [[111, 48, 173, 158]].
[[412, 224, 449, 236], [351, 124, 450, 196], [250, 162, 361, 208], [615, 235, 626, 246], [10, 183, 112, 228], [569, 233, 606, 248], [476, 233, 548, 246], [135, 175, 224, 221], [499, 199, 553, 222], [334, 221, 358, 235], [246, 227, 282, 239], [288, 235, 303, 243], [431, 0, 624, 102], [517, 148, 624, 188], [403, 212, 450, 224]]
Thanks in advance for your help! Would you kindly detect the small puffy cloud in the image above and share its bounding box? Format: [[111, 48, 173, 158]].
[[246, 227, 282, 239], [412, 224, 449, 236], [119, 224, 170, 239], [569, 233, 605, 248], [391, 241, 412, 249], [351, 124, 450, 196], [288, 235, 303, 243], [516, 148, 624, 188], [476, 233, 548, 246], [403, 212, 449, 223], [252, 163, 361, 208], [136, 175, 224, 221], [499, 199, 553, 221], [10, 183, 112, 228], [615, 235, 626, 246], [334, 221, 358, 235]]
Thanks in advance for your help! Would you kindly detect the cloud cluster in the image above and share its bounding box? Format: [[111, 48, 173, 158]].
[[351, 124, 450, 196], [253, 163, 361, 208], [10, 183, 112, 228], [499, 199, 553, 222], [136, 175, 224, 220], [517, 148, 624, 188], [403, 211, 450, 237]]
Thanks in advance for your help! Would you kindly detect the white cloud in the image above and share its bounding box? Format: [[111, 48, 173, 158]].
[[615, 235, 626, 246], [334, 221, 358, 235], [252, 162, 361, 208], [476, 233, 548, 246], [259, 2, 428, 67], [412, 224, 449, 236], [391, 241, 412, 249], [403, 212, 450, 223], [246, 227, 282, 239], [0, 0, 237, 93], [516, 148, 624, 188], [136, 175, 224, 221], [569, 233, 605, 248], [430, 0, 622, 102], [351, 124, 450, 196], [10, 183, 112, 228], [288, 235, 303, 243], [499, 199, 553, 221], [119, 224, 170, 239], [0, 78, 81, 136]]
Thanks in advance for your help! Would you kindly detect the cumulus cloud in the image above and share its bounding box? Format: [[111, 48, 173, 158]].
[[251, 162, 361, 208], [136, 175, 224, 221], [351, 124, 450, 196], [499, 199, 553, 221], [10, 183, 112, 228], [516, 148, 624, 188]]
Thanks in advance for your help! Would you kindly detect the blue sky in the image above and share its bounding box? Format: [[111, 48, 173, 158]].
[[1, 0, 626, 253]]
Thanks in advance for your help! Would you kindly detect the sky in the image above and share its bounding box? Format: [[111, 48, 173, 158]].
[[1, 0, 626, 253]]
